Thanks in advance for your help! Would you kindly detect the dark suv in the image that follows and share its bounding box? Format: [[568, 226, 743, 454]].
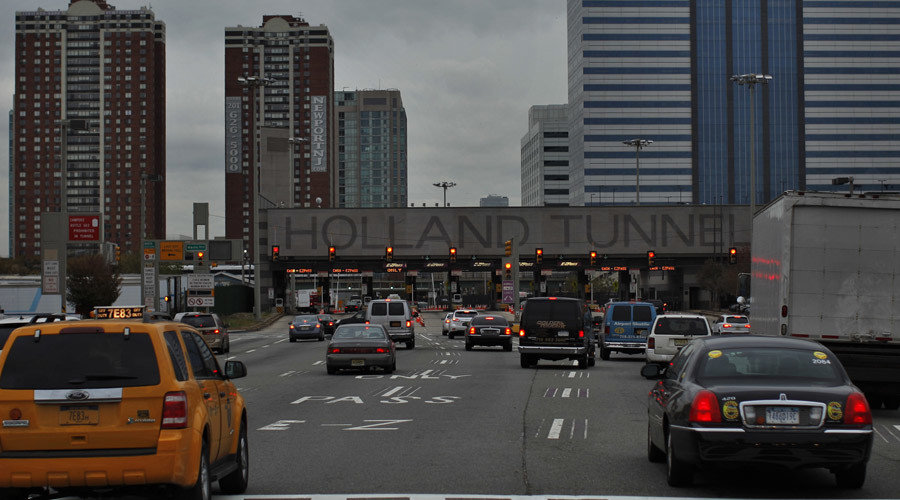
[[517, 297, 596, 369]]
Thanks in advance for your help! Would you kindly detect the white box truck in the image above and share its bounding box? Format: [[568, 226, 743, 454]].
[[751, 191, 900, 409]]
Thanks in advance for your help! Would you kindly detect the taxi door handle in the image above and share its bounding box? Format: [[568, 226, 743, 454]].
[[219, 392, 226, 398], [203, 393, 211, 399]]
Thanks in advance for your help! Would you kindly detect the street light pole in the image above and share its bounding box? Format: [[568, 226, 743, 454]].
[[622, 139, 653, 205], [731, 73, 772, 214], [237, 75, 274, 320], [432, 181, 457, 207]]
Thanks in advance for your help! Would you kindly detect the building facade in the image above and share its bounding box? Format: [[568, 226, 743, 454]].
[[567, 0, 900, 206], [13, 0, 166, 257], [334, 90, 407, 208], [479, 195, 509, 207], [521, 104, 569, 206], [224, 15, 334, 252]]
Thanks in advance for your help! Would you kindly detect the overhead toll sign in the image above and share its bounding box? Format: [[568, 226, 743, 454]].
[[160, 241, 184, 261]]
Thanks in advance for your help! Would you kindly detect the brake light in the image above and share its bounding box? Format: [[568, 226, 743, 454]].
[[548, 297, 557, 300], [722, 323, 732, 329], [647, 337, 655, 349], [689, 390, 721, 423], [485, 317, 494, 320], [469, 327, 476, 334], [504, 328, 511, 336], [329, 347, 341, 354], [578, 330, 584, 338], [375, 347, 388, 353], [745, 324, 751, 329], [161, 391, 188, 429], [328, 322, 334, 326], [290, 324, 295, 330], [316, 323, 322, 328], [519, 328, 525, 337], [406, 320, 411, 327], [844, 393, 872, 425]]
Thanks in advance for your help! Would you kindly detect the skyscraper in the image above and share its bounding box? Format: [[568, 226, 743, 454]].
[[13, 0, 166, 257], [521, 104, 569, 206], [224, 15, 335, 251], [567, 0, 900, 206], [334, 90, 407, 208]]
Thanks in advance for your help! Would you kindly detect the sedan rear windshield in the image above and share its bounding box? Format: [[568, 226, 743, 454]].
[[0, 332, 160, 389], [180, 315, 216, 328], [293, 315, 318, 323], [653, 317, 708, 336], [471, 316, 509, 326], [696, 347, 843, 385], [726, 316, 749, 324]]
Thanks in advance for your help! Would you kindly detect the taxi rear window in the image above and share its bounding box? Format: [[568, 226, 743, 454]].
[[0, 332, 160, 390]]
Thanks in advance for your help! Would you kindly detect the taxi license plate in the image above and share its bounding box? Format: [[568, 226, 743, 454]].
[[59, 405, 99, 426], [765, 406, 799, 425], [673, 338, 689, 347], [351, 359, 365, 367], [390, 321, 401, 327]]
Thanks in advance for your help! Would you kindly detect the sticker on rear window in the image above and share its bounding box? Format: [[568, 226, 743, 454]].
[[813, 351, 827, 360], [708, 350, 722, 359]]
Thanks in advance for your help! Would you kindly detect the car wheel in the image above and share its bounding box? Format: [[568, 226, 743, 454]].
[[384, 360, 396, 374], [647, 423, 665, 463], [519, 353, 532, 368], [465, 341, 472, 351], [318, 334, 325, 341], [0, 488, 27, 500], [442, 330, 447, 336], [504, 342, 512, 352], [326, 365, 337, 375], [835, 462, 867, 489], [177, 439, 210, 500], [600, 346, 611, 361], [219, 423, 249, 494], [289, 337, 296, 343], [883, 396, 900, 410], [666, 431, 692, 487], [588, 354, 596, 367], [448, 332, 454, 339]]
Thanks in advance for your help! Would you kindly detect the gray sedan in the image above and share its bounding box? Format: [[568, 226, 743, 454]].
[[326, 324, 396, 374]]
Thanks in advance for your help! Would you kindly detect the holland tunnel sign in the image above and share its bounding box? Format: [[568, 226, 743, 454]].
[[267, 206, 752, 258]]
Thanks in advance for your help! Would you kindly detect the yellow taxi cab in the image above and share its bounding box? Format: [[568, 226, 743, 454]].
[[0, 306, 249, 500]]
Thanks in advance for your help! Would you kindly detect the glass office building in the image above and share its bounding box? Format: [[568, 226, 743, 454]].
[[568, 0, 900, 206]]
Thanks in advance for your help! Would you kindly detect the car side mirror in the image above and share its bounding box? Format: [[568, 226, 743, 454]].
[[640, 363, 664, 379], [225, 360, 247, 379]]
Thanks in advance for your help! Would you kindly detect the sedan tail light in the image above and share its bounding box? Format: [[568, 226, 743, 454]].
[[161, 391, 188, 429], [504, 328, 511, 336], [469, 327, 476, 334], [844, 392, 872, 425], [722, 323, 732, 329], [329, 347, 341, 354], [745, 324, 751, 329], [689, 390, 721, 423], [375, 347, 388, 354], [519, 328, 526, 337]]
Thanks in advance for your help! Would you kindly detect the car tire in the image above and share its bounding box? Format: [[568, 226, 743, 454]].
[[318, 334, 325, 341], [504, 342, 512, 352], [384, 360, 396, 374], [407, 339, 415, 349], [588, 355, 596, 367], [666, 431, 692, 487], [289, 337, 296, 343], [0, 488, 27, 500], [177, 439, 210, 500], [219, 423, 249, 494], [448, 332, 454, 339], [577, 353, 589, 369], [882, 395, 900, 410], [326, 365, 337, 375], [465, 341, 472, 351], [520, 353, 532, 368], [600, 346, 611, 361], [835, 462, 867, 489], [647, 424, 665, 463]]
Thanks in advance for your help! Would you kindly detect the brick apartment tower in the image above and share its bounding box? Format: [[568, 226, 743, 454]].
[[224, 15, 335, 255], [12, 0, 166, 258]]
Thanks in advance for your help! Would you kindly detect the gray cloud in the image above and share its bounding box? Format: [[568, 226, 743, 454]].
[[0, 0, 566, 254]]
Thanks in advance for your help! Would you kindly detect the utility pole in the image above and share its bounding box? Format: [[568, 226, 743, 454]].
[[432, 181, 457, 207]]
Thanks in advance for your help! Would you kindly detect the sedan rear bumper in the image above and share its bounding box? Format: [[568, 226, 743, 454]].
[[670, 424, 873, 469], [518, 345, 586, 356]]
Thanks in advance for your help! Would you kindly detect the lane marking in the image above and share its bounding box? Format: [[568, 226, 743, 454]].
[[383, 386, 405, 397], [279, 371, 296, 377], [312, 361, 324, 366], [568, 371, 576, 378], [246, 349, 256, 353], [873, 426, 890, 443], [548, 418, 564, 439], [275, 338, 288, 344], [561, 388, 572, 398], [258, 419, 305, 431]]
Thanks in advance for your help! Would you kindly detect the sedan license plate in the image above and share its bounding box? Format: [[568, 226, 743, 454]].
[[351, 359, 365, 367], [765, 406, 799, 425], [482, 328, 499, 336], [59, 405, 99, 426]]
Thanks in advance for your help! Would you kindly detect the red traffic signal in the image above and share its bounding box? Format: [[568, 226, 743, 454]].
[[328, 246, 336, 262], [449, 247, 457, 263], [729, 247, 737, 264], [535, 248, 543, 264], [589, 250, 597, 266], [385, 246, 394, 262], [647, 250, 656, 266], [271, 245, 279, 261]]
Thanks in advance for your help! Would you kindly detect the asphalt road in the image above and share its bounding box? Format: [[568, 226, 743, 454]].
[[210, 310, 900, 499]]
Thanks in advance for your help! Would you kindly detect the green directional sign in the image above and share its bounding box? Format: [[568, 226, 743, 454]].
[[143, 241, 156, 249], [186, 243, 207, 251]]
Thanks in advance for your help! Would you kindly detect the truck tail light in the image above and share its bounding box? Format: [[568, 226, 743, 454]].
[[689, 390, 721, 423], [161, 391, 188, 429], [844, 393, 872, 425]]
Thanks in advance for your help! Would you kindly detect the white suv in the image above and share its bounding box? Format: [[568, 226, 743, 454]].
[[447, 309, 478, 339], [645, 314, 711, 364]]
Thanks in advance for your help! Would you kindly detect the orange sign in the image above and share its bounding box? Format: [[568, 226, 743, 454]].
[[160, 241, 184, 261]]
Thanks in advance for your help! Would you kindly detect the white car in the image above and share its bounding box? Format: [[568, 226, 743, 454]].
[[711, 314, 751, 334], [441, 312, 453, 336], [645, 314, 712, 364], [447, 309, 478, 339]]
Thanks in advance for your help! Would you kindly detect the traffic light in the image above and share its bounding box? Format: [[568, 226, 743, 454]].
[[115, 244, 121, 263], [272, 245, 280, 261], [504, 261, 512, 280], [535, 248, 543, 264], [328, 246, 336, 262], [589, 250, 597, 266], [647, 250, 656, 267], [385, 246, 393, 262], [504, 239, 512, 257], [197, 251, 204, 266], [729, 247, 737, 264], [449, 247, 457, 263]]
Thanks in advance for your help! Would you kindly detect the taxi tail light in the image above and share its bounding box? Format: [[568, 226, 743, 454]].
[[469, 327, 476, 334], [161, 391, 188, 429], [689, 390, 721, 423], [647, 337, 655, 349], [844, 392, 872, 425], [504, 328, 511, 336]]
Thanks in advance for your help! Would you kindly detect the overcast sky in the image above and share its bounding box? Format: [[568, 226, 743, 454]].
[[0, 0, 568, 255]]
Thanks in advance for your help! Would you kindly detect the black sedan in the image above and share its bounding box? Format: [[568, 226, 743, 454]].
[[326, 324, 396, 374], [289, 314, 325, 342], [465, 315, 513, 351], [641, 335, 873, 488], [317, 314, 337, 337]]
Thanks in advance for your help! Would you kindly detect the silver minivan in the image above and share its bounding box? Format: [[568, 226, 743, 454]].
[[365, 298, 415, 349]]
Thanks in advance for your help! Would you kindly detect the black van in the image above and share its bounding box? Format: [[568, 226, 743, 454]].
[[517, 297, 595, 369]]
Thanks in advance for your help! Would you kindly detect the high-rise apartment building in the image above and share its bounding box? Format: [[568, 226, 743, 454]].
[[224, 15, 334, 251], [13, 0, 166, 257], [567, 0, 900, 206], [334, 90, 407, 208], [521, 104, 569, 206]]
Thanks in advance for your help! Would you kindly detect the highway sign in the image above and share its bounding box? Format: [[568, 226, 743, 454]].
[[160, 241, 184, 261], [187, 274, 215, 290]]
